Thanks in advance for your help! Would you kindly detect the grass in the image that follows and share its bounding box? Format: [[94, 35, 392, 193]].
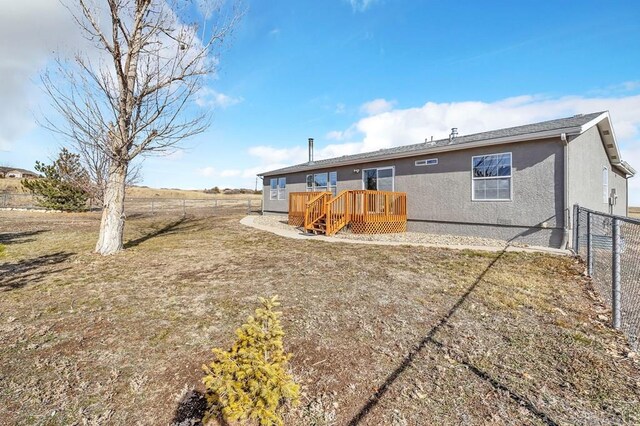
[[630, 207, 640, 219], [0, 178, 261, 199], [1, 208, 640, 425]]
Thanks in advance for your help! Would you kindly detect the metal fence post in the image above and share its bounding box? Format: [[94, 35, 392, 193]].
[[586, 211, 593, 276], [247, 199, 251, 214], [612, 217, 621, 329], [573, 204, 580, 252]]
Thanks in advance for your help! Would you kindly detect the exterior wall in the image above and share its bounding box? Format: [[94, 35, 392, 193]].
[[6, 171, 23, 178], [263, 138, 565, 247], [568, 126, 628, 216]]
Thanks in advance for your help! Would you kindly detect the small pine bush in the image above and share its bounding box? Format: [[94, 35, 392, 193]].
[[202, 296, 300, 426]]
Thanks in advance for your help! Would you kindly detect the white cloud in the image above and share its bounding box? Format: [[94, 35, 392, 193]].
[[0, 1, 226, 151], [347, 0, 379, 12], [244, 92, 640, 204], [161, 149, 186, 161], [0, 0, 89, 151], [197, 166, 216, 177], [360, 98, 396, 115], [195, 87, 243, 109], [335, 103, 346, 114], [220, 169, 242, 177], [269, 28, 281, 37]]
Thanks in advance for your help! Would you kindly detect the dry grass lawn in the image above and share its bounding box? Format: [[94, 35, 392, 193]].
[[1, 208, 639, 425], [630, 207, 640, 219], [0, 178, 261, 199]]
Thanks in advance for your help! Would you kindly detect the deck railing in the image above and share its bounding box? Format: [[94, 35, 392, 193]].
[[304, 192, 331, 230], [290, 190, 407, 235], [288, 192, 325, 226], [325, 190, 351, 235], [350, 190, 406, 223]]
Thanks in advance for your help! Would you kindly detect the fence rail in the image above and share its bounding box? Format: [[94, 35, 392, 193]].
[[0, 193, 262, 215], [574, 205, 640, 350]]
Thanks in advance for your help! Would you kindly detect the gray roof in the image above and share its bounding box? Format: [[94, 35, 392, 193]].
[[260, 111, 605, 176]]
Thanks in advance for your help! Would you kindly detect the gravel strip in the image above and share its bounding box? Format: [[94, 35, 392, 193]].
[[253, 215, 527, 248]]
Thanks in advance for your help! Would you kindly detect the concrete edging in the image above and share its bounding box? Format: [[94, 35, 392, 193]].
[[240, 215, 571, 256]]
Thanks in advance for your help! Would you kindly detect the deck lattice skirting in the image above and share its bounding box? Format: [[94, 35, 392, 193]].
[[288, 190, 407, 235]]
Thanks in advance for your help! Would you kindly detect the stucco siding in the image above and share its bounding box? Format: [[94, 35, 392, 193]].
[[263, 138, 564, 246], [568, 126, 628, 216]]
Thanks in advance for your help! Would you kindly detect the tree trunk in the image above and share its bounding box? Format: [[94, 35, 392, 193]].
[[95, 162, 128, 255]]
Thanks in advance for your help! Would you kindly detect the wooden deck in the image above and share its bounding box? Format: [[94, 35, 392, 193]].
[[289, 190, 407, 235]]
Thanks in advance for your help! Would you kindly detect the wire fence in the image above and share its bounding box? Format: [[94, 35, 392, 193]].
[[574, 205, 640, 350], [0, 193, 262, 216]]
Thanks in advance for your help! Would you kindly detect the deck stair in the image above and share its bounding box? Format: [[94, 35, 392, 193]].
[[290, 190, 407, 236]]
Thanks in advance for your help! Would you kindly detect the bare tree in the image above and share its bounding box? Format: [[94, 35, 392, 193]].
[[42, 0, 241, 254], [72, 136, 142, 205]]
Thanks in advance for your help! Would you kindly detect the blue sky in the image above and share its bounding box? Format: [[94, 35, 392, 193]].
[[2, 0, 640, 202]]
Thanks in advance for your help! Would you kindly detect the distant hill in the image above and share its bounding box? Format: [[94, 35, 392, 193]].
[[0, 180, 260, 199]]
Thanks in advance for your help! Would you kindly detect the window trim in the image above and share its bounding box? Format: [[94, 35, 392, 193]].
[[306, 171, 338, 193], [277, 177, 286, 200], [471, 152, 513, 202], [269, 178, 278, 200], [269, 177, 286, 200], [415, 158, 438, 166], [361, 166, 395, 191]]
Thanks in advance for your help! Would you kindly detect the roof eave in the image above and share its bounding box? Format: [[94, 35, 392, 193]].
[[259, 126, 583, 177]]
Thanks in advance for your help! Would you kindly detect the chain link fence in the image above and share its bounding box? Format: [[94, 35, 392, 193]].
[[574, 205, 640, 350], [1, 193, 262, 216]]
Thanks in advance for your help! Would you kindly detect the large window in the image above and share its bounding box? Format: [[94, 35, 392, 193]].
[[472, 153, 512, 201], [306, 171, 338, 196], [362, 167, 394, 191], [269, 177, 286, 200]]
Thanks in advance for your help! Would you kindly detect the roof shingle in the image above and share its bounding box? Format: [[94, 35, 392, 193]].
[[261, 111, 605, 176]]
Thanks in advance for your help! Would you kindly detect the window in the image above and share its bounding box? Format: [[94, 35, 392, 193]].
[[603, 167, 609, 204], [278, 177, 286, 200], [472, 153, 512, 201], [415, 158, 438, 166], [269, 177, 286, 200], [306, 171, 338, 195], [362, 167, 394, 191], [329, 171, 337, 196]]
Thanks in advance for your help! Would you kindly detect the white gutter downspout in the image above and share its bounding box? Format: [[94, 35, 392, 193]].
[[560, 133, 570, 250]]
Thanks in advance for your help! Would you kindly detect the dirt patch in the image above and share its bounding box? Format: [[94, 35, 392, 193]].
[[1, 208, 639, 425]]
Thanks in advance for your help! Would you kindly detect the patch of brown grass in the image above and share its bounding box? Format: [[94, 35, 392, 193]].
[[0, 209, 639, 425]]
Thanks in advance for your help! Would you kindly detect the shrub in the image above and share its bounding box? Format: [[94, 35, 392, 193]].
[[21, 149, 89, 211], [202, 296, 300, 426]]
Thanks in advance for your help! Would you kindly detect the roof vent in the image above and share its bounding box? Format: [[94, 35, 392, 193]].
[[449, 128, 458, 142]]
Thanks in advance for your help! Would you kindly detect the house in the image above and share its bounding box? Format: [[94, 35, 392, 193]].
[[0, 167, 38, 179], [259, 111, 636, 248]]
